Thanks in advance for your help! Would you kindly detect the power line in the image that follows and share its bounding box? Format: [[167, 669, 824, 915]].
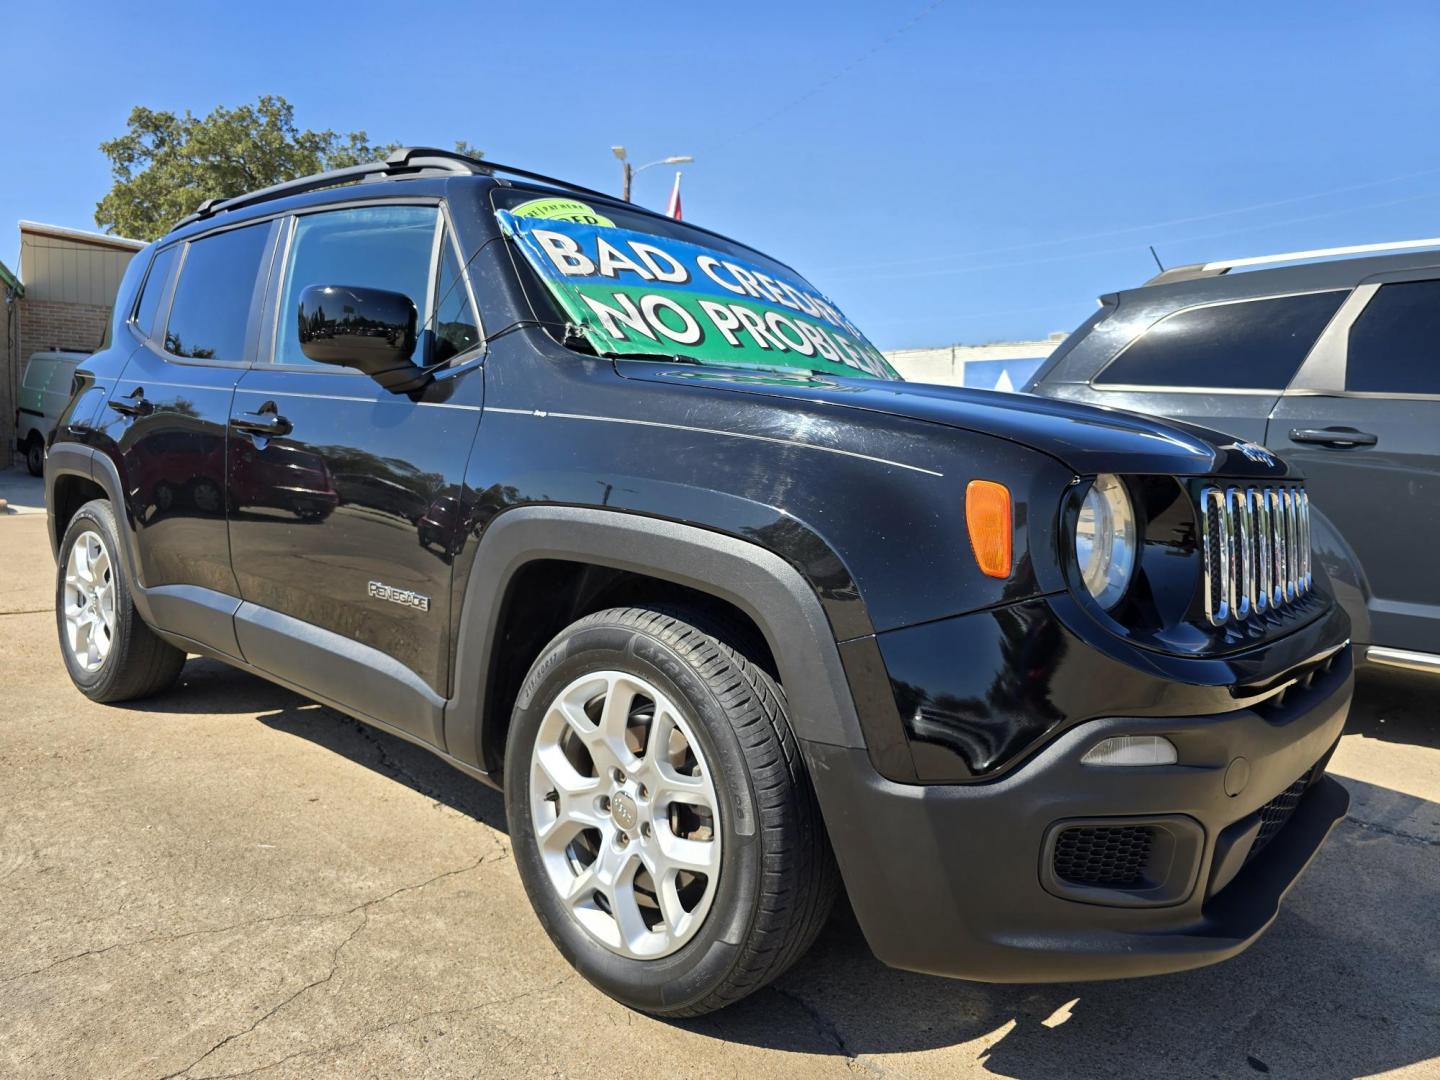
[[816, 164, 1440, 275], [712, 0, 946, 151], [821, 186, 1440, 285]]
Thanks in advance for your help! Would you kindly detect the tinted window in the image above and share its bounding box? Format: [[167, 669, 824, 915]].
[[429, 231, 480, 364], [276, 205, 438, 367], [133, 245, 178, 340], [1346, 280, 1440, 394], [164, 224, 270, 362], [1095, 291, 1347, 390]]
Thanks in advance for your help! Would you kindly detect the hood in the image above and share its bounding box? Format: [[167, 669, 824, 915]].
[[614, 363, 1295, 480]]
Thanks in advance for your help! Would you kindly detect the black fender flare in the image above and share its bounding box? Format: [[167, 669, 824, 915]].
[[442, 506, 871, 778]]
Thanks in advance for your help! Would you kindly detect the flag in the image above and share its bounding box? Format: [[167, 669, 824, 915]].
[[666, 171, 683, 220]]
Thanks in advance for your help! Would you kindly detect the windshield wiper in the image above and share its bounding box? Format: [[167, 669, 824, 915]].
[[603, 352, 702, 365]]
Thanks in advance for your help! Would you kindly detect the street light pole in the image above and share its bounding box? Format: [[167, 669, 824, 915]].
[[612, 146, 693, 202]]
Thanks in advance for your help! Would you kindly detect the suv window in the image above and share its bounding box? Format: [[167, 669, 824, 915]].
[[133, 245, 178, 341], [275, 205, 439, 368], [1346, 280, 1440, 394], [164, 224, 270, 362], [429, 229, 480, 364], [1095, 291, 1347, 390]]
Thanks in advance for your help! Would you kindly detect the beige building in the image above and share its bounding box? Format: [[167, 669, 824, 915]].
[[884, 333, 1066, 391], [3, 222, 144, 468]]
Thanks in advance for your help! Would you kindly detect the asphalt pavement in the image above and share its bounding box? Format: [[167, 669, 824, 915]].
[[1, 503, 1437, 1079]]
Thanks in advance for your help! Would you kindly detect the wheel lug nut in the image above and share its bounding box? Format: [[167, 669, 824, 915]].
[[637, 784, 648, 800], [640, 822, 652, 839], [611, 768, 625, 784]]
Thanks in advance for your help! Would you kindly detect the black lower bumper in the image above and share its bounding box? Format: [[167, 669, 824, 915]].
[[806, 655, 1352, 982]]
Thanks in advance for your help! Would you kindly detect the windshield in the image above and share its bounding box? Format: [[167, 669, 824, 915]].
[[492, 189, 899, 381]]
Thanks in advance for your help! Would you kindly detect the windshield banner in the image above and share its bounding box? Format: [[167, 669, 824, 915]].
[[496, 210, 896, 379]]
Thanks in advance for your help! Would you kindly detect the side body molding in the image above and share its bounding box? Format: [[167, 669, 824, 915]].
[[444, 506, 870, 777]]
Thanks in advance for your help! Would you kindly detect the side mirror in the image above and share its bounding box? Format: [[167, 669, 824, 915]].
[[297, 284, 426, 391]]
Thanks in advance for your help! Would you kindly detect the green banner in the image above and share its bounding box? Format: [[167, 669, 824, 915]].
[[497, 209, 896, 380]]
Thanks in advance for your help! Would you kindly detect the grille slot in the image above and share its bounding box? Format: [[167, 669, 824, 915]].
[[1246, 765, 1317, 863], [1052, 824, 1156, 888], [1201, 484, 1311, 626]]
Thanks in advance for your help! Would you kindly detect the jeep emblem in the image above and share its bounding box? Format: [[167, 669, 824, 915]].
[[1232, 441, 1277, 466]]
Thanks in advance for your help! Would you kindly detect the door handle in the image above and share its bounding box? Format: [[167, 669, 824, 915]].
[[107, 387, 152, 417], [230, 403, 293, 438], [1288, 427, 1378, 449]]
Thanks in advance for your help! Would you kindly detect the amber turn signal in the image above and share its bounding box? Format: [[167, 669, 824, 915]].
[[966, 480, 1013, 579]]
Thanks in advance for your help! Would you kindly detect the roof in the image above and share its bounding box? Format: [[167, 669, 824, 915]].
[[19, 220, 145, 253], [0, 257, 21, 297]]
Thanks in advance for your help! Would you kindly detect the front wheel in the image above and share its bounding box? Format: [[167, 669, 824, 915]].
[[56, 500, 186, 702], [505, 607, 838, 1017]]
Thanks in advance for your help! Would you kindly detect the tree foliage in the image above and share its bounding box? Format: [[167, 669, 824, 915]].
[[96, 95, 481, 240]]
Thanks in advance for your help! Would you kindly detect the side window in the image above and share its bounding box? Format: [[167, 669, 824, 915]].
[[1345, 280, 1440, 394], [132, 245, 178, 341], [275, 205, 439, 367], [164, 224, 270, 362], [1095, 291, 1347, 390], [428, 229, 481, 364]]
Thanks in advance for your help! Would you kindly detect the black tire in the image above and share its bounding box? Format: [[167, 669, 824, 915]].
[[25, 436, 44, 477], [505, 606, 839, 1017], [56, 499, 186, 703]]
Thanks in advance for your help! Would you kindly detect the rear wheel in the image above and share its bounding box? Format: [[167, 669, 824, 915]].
[[25, 435, 43, 477], [505, 606, 838, 1016], [56, 500, 186, 702]]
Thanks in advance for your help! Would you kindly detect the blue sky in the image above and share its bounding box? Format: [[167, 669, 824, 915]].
[[5, 0, 1440, 350]]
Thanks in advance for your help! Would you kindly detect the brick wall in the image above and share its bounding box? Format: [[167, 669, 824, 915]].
[[1, 296, 19, 469], [20, 298, 111, 360]]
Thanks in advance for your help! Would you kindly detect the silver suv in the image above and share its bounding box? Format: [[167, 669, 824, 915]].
[[1027, 238, 1440, 676]]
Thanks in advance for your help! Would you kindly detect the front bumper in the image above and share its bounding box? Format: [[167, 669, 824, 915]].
[[806, 646, 1352, 982]]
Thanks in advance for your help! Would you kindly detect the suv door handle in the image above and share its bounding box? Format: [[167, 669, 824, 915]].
[[107, 387, 152, 417], [230, 403, 293, 438], [1288, 427, 1378, 449]]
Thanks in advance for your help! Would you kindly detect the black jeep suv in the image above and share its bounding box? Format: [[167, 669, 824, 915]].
[[47, 148, 1352, 1016]]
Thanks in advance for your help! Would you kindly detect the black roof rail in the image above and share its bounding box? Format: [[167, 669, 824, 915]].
[[173, 146, 618, 230]]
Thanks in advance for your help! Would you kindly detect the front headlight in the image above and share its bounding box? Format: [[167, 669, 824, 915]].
[[1074, 474, 1137, 609]]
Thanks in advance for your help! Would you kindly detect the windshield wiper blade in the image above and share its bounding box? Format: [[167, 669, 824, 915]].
[[604, 352, 702, 365]]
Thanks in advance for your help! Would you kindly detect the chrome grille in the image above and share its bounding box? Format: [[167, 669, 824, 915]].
[[1201, 485, 1311, 626]]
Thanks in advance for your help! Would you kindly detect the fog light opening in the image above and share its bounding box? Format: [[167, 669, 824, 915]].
[[1081, 735, 1178, 767]]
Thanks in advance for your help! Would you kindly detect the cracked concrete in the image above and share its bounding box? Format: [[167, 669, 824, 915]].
[[1, 512, 1438, 1078]]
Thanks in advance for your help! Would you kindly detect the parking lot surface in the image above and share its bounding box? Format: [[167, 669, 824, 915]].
[[1, 509, 1437, 1079]]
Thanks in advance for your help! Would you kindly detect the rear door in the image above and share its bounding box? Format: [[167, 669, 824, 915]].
[[1268, 272, 1440, 655], [1042, 291, 1348, 442], [97, 221, 277, 655], [227, 202, 485, 744]]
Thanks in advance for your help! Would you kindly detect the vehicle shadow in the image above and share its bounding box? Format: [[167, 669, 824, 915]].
[[1346, 667, 1440, 751], [125, 656, 510, 831], [146, 659, 1439, 1077], [694, 773, 1440, 1077]]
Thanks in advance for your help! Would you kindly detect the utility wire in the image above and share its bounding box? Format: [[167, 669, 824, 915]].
[[822, 186, 1440, 285], [712, 0, 947, 151], [816, 164, 1440, 275]]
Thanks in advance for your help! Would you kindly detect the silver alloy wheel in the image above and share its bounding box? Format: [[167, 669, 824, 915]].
[[529, 670, 722, 960], [63, 530, 117, 673]]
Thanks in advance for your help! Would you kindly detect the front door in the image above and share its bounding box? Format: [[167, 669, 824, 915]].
[[1268, 274, 1440, 655], [227, 203, 485, 744]]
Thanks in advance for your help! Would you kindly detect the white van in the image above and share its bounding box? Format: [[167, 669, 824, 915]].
[[16, 350, 87, 476]]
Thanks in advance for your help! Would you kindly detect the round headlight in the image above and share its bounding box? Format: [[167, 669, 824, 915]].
[[1074, 474, 1137, 610]]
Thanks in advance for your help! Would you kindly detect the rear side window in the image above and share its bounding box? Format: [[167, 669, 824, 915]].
[[164, 223, 270, 362], [1346, 280, 1440, 394], [133, 245, 178, 340], [1095, 291, 1347, 390]]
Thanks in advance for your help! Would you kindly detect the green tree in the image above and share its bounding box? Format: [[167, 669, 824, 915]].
[[95, 95, 481, 240]]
